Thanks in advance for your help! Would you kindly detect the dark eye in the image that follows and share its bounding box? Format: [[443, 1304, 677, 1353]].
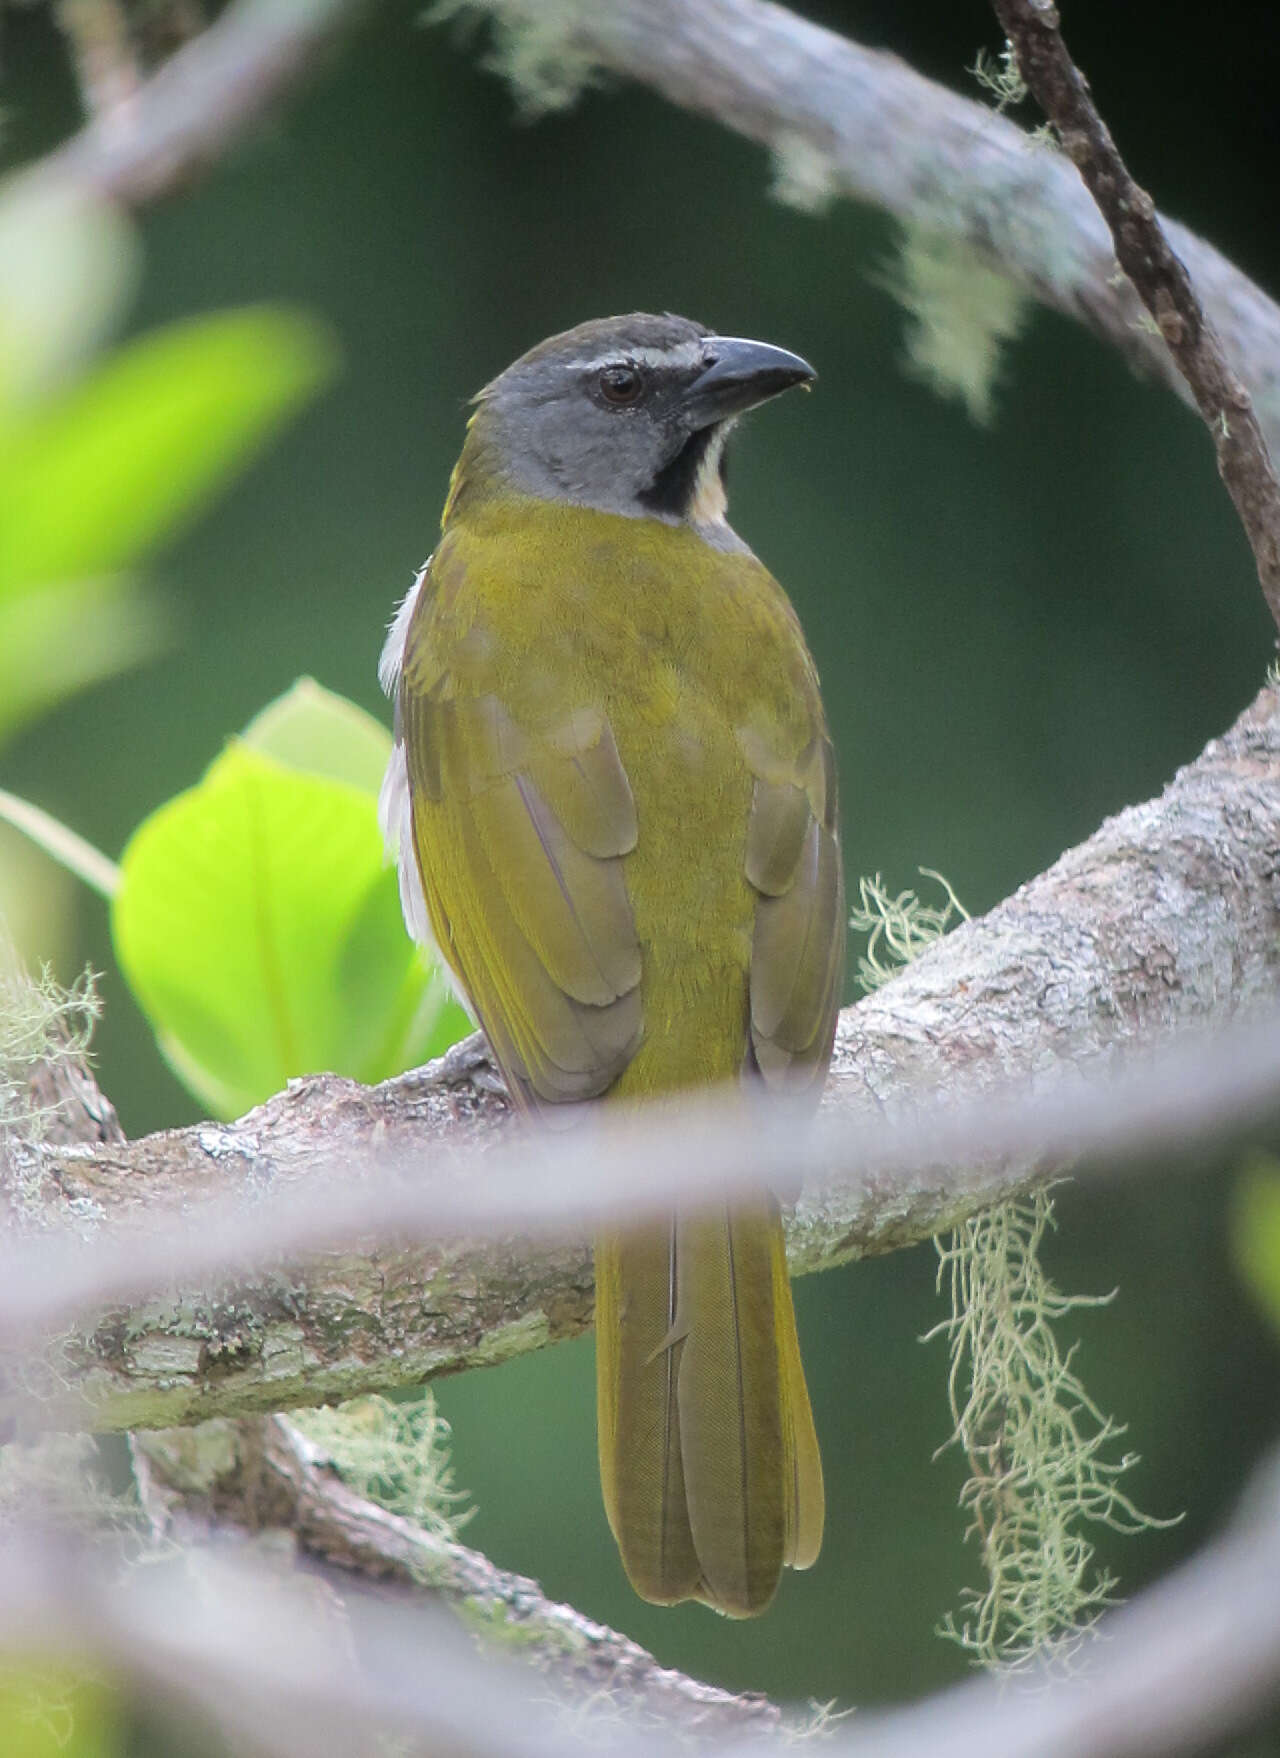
[[598, 362, 642, 405]]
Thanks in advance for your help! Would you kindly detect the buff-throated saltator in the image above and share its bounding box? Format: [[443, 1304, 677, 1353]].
[[380, 314, 844, 1618]]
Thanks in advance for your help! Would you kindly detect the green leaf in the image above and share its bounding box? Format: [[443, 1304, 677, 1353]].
[[1233, 1156, 1280, 1337], [0, 306, 335, 598], [241, 676, 392, 795], [111, 685, 469, 1118]]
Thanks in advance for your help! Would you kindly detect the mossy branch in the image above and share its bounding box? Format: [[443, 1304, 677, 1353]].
[[437, 0, 1280, 457], [129, 1410, 785, 1740], [2, 683, 1279, 1433]]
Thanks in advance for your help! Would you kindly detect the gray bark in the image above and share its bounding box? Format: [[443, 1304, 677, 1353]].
[[131, 1414, 782, 1738], [8, 682, 1280, 1433], [491, 0, 1280, 455]]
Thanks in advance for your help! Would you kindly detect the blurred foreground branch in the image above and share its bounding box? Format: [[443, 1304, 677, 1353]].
[[5, 682, 1279, 1432], [36, 0, 367, 204], [1, 1439, 1278, 1756], [129, 1412, 782, 1738]]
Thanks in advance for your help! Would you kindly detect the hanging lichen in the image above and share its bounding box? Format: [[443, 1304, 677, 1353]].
[[928, 1192, 1172, 1670], [850, 870, 1171, 1672]]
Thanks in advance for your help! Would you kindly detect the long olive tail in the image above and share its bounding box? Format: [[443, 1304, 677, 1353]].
[[595, 1198, 823, 1617]]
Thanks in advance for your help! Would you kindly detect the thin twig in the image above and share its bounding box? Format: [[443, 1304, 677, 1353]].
[[991, 0, 1280, 636], [54, 0, 144, 124]]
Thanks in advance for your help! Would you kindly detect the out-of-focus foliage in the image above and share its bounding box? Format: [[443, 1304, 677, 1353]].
[[111, 679, 470, 1116], [0, 1663, 123, 1758], [1234, 1158, 1280, 1337], [0, 180, 333, 751]]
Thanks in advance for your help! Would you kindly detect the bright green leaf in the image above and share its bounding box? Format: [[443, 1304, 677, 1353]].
[[241, 676, 392, 795], [0, 306, 335, 598], [1233, 1156, 1280, 1337], [0, 1658, 123, 1758], [111, 719, 468, 1119]]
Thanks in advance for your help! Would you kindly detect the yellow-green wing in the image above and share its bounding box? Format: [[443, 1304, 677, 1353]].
[[397, 618, 643, 1113], [741, 726, 845, 1102]]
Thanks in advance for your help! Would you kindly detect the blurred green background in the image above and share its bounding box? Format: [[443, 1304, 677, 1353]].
[[2, 0, 1279, 1719]]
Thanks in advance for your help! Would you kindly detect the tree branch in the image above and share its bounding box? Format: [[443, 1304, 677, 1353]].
[[444, 0, 1280, 467], [20, 0, 1280, 482], [32, 0, 368, 205], [129, 1413, 782, 1739], [991, 0, 1280, 633], [2, 1442, 1279, 1756], [6, 682, 1279, 1432]]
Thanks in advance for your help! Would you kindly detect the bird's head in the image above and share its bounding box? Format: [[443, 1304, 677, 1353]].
[[448, 312, 815, 534]]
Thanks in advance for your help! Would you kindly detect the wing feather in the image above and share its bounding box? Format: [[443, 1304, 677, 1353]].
[[394, 592, 643, 1112], [743, 729, 845, 1100]]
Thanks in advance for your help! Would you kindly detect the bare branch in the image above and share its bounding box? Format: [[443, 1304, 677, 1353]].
[[446, 0, 1280, 463], [54, 0, 144, 125], [4, 684, 1279, 1432], [991, 0, 1280, 634], [131, 1413, 782, 1739]]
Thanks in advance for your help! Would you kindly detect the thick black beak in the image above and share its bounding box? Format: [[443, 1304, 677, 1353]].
[[684, 337, 816, 427]]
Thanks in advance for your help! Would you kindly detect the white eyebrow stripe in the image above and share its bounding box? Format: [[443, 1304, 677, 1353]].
[[575, 341, 711, 372]]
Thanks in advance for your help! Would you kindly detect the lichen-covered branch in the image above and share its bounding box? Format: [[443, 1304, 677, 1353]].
[[991, 0, 1280, 633], [7, 682, 1279, 1434], [20, 0, 1280, 472], [442, 0, 1280, 460], [130, 1413, 782, 1739]]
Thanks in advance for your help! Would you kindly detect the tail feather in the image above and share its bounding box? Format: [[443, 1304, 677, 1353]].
[[595, 1198, 822, 1617], [771, 1219, 825, 1569], [596, 1227, 700, 1605]]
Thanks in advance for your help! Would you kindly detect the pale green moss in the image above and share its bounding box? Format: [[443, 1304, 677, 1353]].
[[970, 41, 1027, 113], [782, 1698, 856, 1743], [0, 945, 100, 1216], [883, 222, 1030, 424], [291, 1390, 473, 1539], [929, 1194, 1176, 1671], [769, 133, 841, 215], [851, 869, 1169, 1672], [428, 0, 598, 117], [848, 869, 968, 991]]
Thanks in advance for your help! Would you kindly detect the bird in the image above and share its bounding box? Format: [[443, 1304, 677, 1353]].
[[379, 313, 844, 1617]]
